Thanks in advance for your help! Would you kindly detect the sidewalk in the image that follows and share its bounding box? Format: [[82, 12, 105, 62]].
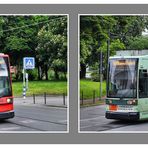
[[14, 95, 67, 107]]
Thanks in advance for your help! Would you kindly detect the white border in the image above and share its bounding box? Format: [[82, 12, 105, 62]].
[[0, 14, 69, 133], [78, 13, 148, 133], [78, 14, 80, 133]]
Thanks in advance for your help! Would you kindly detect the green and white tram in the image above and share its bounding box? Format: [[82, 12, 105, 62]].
[[106, 55, 148, 120]]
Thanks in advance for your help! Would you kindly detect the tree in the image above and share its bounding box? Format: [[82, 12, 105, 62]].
[[127, 36, 148, 50], [80, 16, 117, 79], [0, 15, 67, 81], [36, 16, 67, 80], [80, 15, 148, 79]]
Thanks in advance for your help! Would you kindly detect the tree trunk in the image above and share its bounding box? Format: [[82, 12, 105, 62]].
[[80, 63, 86, 79], [37, 66, 42, 80], [103, 68, 107, 80], [45, 65, 48, 80]]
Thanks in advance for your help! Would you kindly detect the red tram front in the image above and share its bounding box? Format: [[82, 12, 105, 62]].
[[0, 53, 14, 119]]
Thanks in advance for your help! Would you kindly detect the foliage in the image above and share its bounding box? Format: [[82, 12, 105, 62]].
[[91, 71, 101, 82], [80, 15, 148, 79], [127, 36, 148, 50], [36, 16, 67, 80], [27, 69, 38, 81], [0, 15, 67, 81]]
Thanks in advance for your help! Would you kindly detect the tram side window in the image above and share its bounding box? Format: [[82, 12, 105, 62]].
[[139, 69, 148, 98]]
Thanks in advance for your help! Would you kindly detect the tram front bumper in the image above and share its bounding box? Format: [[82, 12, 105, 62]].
[[106, 111, 139, 120], [0, 111, 14, 120]]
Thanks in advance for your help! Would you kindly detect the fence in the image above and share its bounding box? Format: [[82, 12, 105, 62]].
[[13, 92, 67, 107], [32, 92, 67, 106], [80, 90, 105, 105]]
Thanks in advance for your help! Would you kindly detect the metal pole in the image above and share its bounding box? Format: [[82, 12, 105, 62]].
[[81, 91, 84, 105], [100, 51, 102, 100], [93, 90, 95, 104], [26, 73, 28, 91], [107, 31, 110, 66], [23, 68, 26, 101], [33, 94, 35, 104], [63, 93, 65, 106], [106, 30, 110, 96], [44, 92, 46, 105]]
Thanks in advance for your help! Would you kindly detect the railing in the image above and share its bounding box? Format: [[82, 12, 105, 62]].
[[31, 92, 67, 106], [80, 90, 105, 105]]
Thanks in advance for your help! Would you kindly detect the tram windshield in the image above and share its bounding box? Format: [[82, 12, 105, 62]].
[[107, 58, 138, 98], [0, 57, 12, 97]]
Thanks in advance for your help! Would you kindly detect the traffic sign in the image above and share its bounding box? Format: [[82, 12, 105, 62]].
[[23, 57, 35, 69]]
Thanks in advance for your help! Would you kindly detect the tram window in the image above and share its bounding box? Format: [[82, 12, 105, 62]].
[[139, 69, 148, 98]]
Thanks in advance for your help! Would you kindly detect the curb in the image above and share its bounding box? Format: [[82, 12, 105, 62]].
[[16, 103, 67, 108]]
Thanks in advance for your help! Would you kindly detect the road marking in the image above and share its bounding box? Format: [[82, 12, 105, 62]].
[[20, 119, 35, 123]]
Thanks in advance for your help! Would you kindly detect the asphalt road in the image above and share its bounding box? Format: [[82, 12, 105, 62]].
[[0, 104, 67, 132], [80, 105, 148, 132]]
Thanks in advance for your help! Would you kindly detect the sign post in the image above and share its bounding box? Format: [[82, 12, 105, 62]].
[[23, 57, 35, 101]]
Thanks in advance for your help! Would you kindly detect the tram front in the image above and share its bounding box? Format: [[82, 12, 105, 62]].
[[105, 57, 139, 120], [0, 54, 14, 119]]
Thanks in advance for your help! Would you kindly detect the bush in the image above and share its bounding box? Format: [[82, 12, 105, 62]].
[[91, 71, 103, 82], [26, 69, 38, 81], [11, 73, 17, 81], [13, 71, 23, 81], [59, 72, 67, 80], [48, 70, 55, 80]]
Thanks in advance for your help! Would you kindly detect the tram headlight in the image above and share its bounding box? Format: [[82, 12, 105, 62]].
[[109, 100, 112, 104], [7, 98, 13, 103], [127, 100, 133, 105], [127, 99, 137, 105]]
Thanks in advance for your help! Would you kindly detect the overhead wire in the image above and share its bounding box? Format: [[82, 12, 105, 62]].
[[0, 16, 66, 33]]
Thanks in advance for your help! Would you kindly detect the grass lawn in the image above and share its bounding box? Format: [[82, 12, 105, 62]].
[[12, 80, 67, 97], [80, 79, 106, 99]]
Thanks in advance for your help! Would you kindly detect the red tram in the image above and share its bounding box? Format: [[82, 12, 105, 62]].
[[0, 53, 14, 119]]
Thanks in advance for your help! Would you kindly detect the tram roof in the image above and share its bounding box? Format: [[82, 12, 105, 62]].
[[109, 55, 148, 59]]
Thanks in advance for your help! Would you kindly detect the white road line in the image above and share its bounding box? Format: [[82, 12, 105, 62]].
[[20, 119, 36, 123]]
